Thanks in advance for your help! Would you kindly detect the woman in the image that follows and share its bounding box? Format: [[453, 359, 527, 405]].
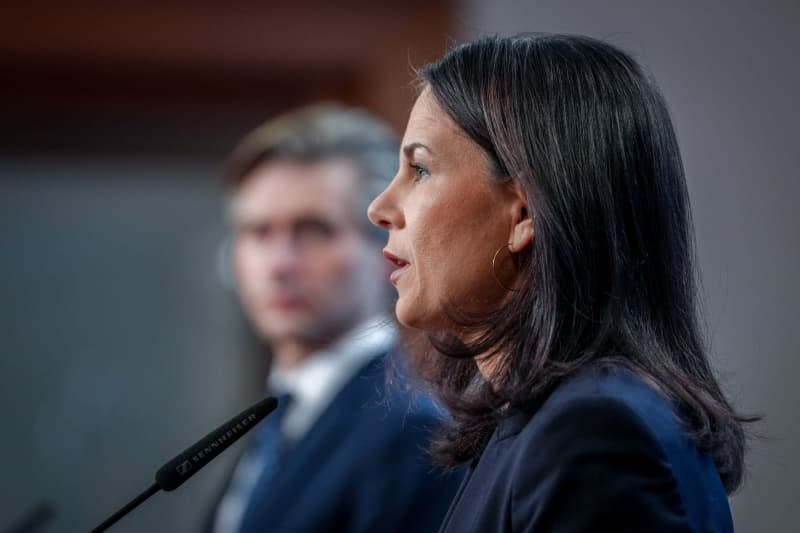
[[368, 34, 750, 532]]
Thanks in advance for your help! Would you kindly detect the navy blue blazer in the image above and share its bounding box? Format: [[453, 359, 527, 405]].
[[439, 367, 733, 533], [206, 353, 461, 533]]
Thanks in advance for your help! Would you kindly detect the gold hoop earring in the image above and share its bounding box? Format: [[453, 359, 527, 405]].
[[492, 243, 519, 293]]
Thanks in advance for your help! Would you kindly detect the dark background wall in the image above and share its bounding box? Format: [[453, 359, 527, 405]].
[[2, 1, 797, 531], [1, 161, 249, 532]]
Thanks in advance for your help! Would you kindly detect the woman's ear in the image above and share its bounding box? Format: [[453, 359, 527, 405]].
[[509, 218, 533, 252], [508, 181, 533, 253]]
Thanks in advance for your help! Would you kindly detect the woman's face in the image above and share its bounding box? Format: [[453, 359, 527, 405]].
[[368, 88, 531, 332]]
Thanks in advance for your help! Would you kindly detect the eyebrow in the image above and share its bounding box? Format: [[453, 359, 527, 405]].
[[402, 142, 433, 158]]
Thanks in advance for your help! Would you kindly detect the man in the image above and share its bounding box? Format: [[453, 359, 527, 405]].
[[207, 104, 460, 533]]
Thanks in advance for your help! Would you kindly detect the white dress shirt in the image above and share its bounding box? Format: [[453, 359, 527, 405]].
[[212, 316, 395, 533]]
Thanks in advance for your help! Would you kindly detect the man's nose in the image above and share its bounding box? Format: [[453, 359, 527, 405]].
[[268, 237, 301, 278]]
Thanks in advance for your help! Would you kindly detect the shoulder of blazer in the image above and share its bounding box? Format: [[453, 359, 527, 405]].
[[501, 367, 731, 533]]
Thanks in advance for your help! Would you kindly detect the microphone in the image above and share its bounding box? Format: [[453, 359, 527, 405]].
[[90, 396, 279, 532]]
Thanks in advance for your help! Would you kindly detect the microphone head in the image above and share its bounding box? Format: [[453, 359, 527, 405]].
[[155, 396, 278, 491]]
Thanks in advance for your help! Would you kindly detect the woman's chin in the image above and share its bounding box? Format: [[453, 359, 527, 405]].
[[394, 297, 428, 331], [394, 303, 419, 330], [395, 298, 451, 334]]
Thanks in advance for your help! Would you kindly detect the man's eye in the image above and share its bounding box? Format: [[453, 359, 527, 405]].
[[241, 223, 270, 240], [410, 163, 430, 181], [297, 220, 335, 241]]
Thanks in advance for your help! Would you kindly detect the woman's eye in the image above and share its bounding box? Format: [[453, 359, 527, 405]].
[[410, 163, 430, 181]]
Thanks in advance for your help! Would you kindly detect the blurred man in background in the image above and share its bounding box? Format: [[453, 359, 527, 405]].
[[206, 104, 460, 533]]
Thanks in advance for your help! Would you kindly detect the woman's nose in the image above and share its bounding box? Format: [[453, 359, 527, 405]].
[[367, 187, 401, 230]]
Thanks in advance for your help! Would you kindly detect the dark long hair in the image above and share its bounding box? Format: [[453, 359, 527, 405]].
[[415, 34, 751, 493]]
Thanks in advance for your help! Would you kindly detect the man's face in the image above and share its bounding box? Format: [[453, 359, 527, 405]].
[[231, 158, 385, 351]]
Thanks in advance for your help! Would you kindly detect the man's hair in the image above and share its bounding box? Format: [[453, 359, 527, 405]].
[[225, 103, 398, 241]]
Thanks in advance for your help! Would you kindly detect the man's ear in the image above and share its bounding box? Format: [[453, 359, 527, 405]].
[[508, 181, 533, 253]]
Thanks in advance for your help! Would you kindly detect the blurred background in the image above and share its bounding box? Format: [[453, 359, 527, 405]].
[[1, 1, 797, 531]]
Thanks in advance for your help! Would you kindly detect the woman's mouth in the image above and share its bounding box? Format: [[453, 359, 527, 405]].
[[383, 250, 411, 285]]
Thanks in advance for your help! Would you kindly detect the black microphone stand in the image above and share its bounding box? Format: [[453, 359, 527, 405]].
[[90, 483, 160, 533], [88, 396, 278, 532]]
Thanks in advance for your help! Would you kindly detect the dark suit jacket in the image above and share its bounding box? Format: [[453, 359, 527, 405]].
[[439, 367, 734, 533], [206, 353, 462, 533]]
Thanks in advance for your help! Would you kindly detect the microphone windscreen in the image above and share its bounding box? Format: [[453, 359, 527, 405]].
[[155, 396, 278, 491]]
